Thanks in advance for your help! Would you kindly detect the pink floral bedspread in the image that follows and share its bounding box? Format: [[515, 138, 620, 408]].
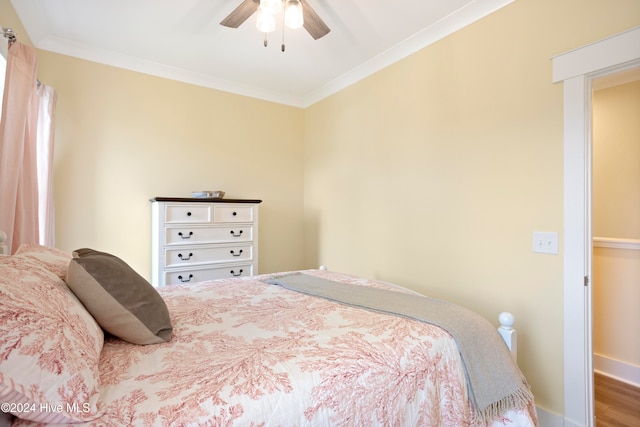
[[16, 270, 537, 426]]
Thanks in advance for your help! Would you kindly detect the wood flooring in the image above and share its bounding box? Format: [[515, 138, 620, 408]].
[[594, 372, 640, 427]]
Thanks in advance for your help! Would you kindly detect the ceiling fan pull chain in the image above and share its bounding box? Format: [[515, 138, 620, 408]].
[[264, 32, 268, 47], [281, 8, 286, 52]]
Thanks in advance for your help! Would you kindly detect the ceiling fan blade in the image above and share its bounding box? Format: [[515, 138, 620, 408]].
[[220, 0, 260, 28], [301, 0, 330, 40]]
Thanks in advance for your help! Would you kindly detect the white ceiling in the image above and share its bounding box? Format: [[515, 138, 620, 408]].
[[10, 0, 515, 107]]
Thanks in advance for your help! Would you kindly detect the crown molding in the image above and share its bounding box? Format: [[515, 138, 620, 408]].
[[303, 0, 516, 107], [36, 35, 307, 107], [25, 0, 515, 108]]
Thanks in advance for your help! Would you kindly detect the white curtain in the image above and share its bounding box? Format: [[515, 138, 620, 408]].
[[36, 84, 56, 247], [0, 40, 57, 254]]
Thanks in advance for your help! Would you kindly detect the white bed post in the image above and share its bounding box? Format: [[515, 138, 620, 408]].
[[320, 265, 519, 361], [498, 312, 517, 361], [0, 230, 8, 255]]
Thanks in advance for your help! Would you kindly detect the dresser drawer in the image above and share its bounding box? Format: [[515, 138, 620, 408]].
[[165, 244, 253, 268], [213, 205, 254, 223], [165, 264, 253, 285], [165, 225, 253, 245], [165, 204, 212, 224]]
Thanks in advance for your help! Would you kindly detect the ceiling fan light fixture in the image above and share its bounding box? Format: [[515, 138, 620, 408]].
[[256, 9, 276, 33], [284, 0, 304, 29], [220, 0, 330, 47], [259, 0, 282, 15]]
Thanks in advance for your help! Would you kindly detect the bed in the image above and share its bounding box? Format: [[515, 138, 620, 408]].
[[1, 244, 538, 426]]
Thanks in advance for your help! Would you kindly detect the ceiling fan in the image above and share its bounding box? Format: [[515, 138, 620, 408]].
[[220, 0, 331, 41]]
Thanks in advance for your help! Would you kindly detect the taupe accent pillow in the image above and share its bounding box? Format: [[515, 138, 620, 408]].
[[66, 248, 173, 345]]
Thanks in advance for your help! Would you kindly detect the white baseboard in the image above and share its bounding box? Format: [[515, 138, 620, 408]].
[[536, 406, 564, 427], [593, 353, 640, 387]]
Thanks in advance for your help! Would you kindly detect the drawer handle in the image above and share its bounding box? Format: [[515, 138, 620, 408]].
[[178, 231, 193, 239], [187, 211, 192, 216], [232, 211, 237, 216], [230, 269, 243, 277], [178, 252, 193, 261], [230, 249, 243, 257], [230, 230, 243, 237], [178, 274, 193, 283]]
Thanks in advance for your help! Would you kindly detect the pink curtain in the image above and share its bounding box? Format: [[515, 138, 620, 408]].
[[0, 41, 56, 254]]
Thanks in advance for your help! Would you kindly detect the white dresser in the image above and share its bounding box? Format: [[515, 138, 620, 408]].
[[151, 197, 261, 287]]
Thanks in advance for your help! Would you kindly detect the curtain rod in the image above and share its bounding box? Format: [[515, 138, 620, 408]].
[[1, 27, 42, 87], [1, 27, 16, 46]]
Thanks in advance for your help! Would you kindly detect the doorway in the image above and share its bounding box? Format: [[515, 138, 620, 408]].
[[591, 68, 640, 425], [553, 26, 640, 427]]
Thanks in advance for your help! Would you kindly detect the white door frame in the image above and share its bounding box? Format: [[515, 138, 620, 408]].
[[552, 26, 640, 427]]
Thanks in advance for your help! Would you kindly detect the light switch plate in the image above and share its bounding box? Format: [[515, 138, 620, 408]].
[[533, 231, 559, 254]]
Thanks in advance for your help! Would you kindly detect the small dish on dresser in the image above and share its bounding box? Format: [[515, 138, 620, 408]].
[[191, 191, 225, 199]]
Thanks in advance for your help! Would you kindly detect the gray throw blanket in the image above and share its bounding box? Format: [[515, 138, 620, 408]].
[[266, 273, 535, 423]]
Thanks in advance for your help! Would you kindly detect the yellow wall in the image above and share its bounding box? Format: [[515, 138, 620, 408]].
[[3, 0, 640, 418], [36, 52, 306, 277], [304, 0, 640, 416], [592, 81, 640, 369], [593, 81, 640, 240], [593, 247, 640, 366]]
